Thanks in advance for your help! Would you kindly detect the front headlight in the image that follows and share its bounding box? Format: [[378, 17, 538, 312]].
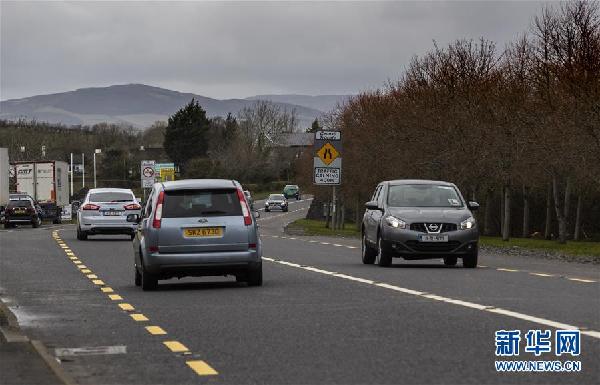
[[460, 216, 476, 230], [385, 215, 406, 229]]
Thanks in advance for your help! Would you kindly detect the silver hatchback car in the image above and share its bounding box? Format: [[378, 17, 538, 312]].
[[77, 188, 141, 240], [129, 179, 262, 290]]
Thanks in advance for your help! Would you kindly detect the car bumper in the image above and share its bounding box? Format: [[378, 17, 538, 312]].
[[5, 216, 36, 224], [380, 226, 478, 259], [79, 215, 138, 234], [144, 250, 262, 276]]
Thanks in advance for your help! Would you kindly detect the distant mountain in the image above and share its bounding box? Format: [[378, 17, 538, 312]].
[[0, 84, 328, 129], [246, 94, 352, 113]]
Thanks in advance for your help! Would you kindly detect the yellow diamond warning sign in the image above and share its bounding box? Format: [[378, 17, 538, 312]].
[[317, 143, 339, 165]]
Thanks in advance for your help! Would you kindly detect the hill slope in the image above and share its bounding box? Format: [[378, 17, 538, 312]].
[[0, 84, 327, 129]]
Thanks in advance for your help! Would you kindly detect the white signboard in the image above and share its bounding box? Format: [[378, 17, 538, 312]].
[[141, 160, 155, 188], [313, 131, 342, 185], [314, 167, 340, 184], [61, 204, 72, 220]]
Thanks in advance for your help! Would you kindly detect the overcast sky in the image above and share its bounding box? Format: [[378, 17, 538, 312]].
[[1, 1, 549, 101]]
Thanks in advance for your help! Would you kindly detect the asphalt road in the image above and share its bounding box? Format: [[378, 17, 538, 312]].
[[0, 197, 599, 385]]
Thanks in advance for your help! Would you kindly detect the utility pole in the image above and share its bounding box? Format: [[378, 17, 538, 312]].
[[82, 153, 85, 188], [70, 153, 74, 197], [93, 149, 101, 188]]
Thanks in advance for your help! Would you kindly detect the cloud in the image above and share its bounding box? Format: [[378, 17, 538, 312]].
[[1, 0, 549, 100]]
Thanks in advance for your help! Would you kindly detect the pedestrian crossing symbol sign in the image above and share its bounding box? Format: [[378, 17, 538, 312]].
[[317, 142, 339, 165]]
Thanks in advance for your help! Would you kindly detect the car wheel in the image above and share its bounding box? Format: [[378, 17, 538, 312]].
[[4, 222, 12, 229], [134, 267, 142, 286], [443, 256, 457, 266], [283, 207, 288, 212], [463, 251, 478, 268], [130, 233, 135, 241], [265, 208, 270, 212], [361, 232, 377, 264], [141, 267, 158, 291], [376, 235, 392, 267], [247, 262, 263, 286], [77, 226, 88, 240], [32, 218, 40, 228]]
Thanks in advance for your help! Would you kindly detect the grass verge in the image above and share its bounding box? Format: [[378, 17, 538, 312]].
[[480, 236, 600, 257], [286, 218, 360, 238]]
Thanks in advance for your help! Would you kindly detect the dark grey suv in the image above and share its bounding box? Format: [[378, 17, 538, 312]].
[[362, 180, 479, 268]]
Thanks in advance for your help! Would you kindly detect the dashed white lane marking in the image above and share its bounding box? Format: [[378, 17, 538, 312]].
[[262, 256, 600, 340]]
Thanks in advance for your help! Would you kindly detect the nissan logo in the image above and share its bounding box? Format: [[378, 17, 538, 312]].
[[427, 223, 440, 231]]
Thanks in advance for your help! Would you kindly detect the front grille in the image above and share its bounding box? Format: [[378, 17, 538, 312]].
[[410, 223, 457, 232], [405, 240, 461, 252]]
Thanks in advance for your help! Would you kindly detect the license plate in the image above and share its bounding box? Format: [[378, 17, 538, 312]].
[[183, 227, 223, 237], [419, 234, 448, 242], [103, 211, 123, 216]]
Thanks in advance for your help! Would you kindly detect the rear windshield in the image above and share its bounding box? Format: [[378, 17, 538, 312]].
[[162, 189, 242, 218], [8, 200, 32, 208], [387, 184, 463, 208], [89, 192, 134, 202]]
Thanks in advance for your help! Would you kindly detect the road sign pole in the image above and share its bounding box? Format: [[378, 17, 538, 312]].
[[332, 185, 337, 230]]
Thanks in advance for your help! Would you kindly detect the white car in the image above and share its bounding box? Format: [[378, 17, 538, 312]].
[[77, 188, 141, 240]]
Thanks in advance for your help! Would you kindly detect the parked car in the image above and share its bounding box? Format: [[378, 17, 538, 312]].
[[4, 199, 42, 228], [361, 179, 479, 268], [76, 188, 141, 240], [264, 194, 288, 212], [129, 179, 262, 290], [283, 184, 301, 200], [243, 190, 254, 210], [9, 193, 43, 220]]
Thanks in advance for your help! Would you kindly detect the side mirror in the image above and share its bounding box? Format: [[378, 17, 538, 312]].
[[468, 201, 480, 211], [126, 214, 141, 223], [365, 201, 381, 210]]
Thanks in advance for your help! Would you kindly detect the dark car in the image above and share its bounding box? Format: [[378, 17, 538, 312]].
[[4, 199, 42, 228], [283, 184, 300, 200], [264, 194, 288, 212], [361, 179, 479, 268]]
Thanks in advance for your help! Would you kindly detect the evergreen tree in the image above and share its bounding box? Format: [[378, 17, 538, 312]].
[[307, 118, 321, 133], [163, 99, 210, 171]]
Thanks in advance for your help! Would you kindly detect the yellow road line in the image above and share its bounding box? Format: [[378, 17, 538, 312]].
[[64, 249, 72, 253], [163, 341, 188, 353], [531, 272, 555, 277], [77, 265, 87, 269], [92, 279, 105, 285], [145, 326, 167, 335], [86, 274, 98, 279], [81, 269, 91, 274], [69, 256, 77, 260], [73, 260, 82, 264], [186, 360, 218, 376], [497, 268, 519, 272], [118, 303, 134, 311], [567, 277, 596, 283], [101, 287, 114, 293], [108, 294, 123, 300], [130, 313, 149, 321]]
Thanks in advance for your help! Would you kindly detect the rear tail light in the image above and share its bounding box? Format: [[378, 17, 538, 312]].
[[82, 203, 100, 210], [5, 208, 12, 214], [27, 207, 35, 214], [152, 191, 165, 228], [124, 203, 141, 210], [149, 246, 159, 253], [249, 243, 257, 249], [236, 188, 252, 226]]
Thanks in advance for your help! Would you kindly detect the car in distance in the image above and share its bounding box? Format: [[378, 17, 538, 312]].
[[283, 184, 301, 200], [243, 190, 254, 210], [77, 188, 141, 240], [362, 180, 479, 268], [264, 194, 288, 212], [4, 198, 42, 228], [128, 179, 262, 290]]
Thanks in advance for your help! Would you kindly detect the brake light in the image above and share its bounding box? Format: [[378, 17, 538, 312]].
[[5, 208, 12, 214], [249, 243, 257, 249], [152, 191, 164, 228], [82, 203, 100, 210], [236, 188, 252, 226], [149, 246, 158, 253], [124, 203, 141, 210]]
